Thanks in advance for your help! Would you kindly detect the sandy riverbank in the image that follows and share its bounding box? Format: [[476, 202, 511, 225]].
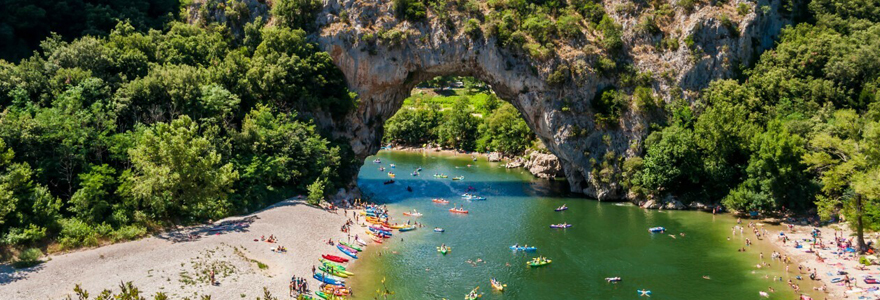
[[0, 199, 355, 300], [764, 221, 880, 299]]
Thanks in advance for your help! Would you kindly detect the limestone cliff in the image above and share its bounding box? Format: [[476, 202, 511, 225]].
[[194, 0, 793, 200], [307, 0, 791, 200]]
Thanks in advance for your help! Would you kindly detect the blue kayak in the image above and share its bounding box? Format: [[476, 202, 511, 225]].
[[369, 227, 393, 236], [337, 244, 358, 259], [510, 245, 537, 252], [314, 273, 345, 286]]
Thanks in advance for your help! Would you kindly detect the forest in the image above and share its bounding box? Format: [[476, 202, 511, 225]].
[[0, 0, 350, 262]]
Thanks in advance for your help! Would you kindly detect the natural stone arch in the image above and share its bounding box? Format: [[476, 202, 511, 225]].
[[311, 0, 792, 200]]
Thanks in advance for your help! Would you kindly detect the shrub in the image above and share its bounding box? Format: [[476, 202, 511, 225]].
[[577, 0, 607, 25], [595, 57, 617, 75], [393, 0, 428, 22], [556, 11, 584, 38], [634, 86, 656, 111], [13, 248, 43, 269], [271, 0, 323, 30], [464, 19, 482, 38], [636, 14, 661, 36], [110, 225, 148, 242], [547, 65, 570, 86], [2, 224, 47, 245], [737, 3, 751, 16], [598, 15, 623, 53], [307, 177, 327, 205], [720, 14, 738, 37], [523, 42, 553, 60], [58, 218, 109, 249], [678, 0, 697, 13]]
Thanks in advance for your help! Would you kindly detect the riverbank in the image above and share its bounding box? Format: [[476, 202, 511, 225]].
[[765, 222, 877, 299], [0, 199, 351, 299]]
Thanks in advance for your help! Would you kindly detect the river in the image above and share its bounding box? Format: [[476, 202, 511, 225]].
[[347, 150, 807, 299]]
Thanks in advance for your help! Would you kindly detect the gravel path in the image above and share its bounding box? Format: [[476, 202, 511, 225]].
[[0, 200, 355, 300]]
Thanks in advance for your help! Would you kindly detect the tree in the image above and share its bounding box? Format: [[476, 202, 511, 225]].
[[478, 103, 534, 155], [271, 0, 323, 30], [437, 98, 480, 151], [804, 109, 880, 252], [120, 116, 238, 222]]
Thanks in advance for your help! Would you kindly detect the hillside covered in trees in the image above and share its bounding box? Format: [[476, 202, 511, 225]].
[[0, 1, 355, 261]]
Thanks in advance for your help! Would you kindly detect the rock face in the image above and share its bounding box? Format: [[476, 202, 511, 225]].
[[306, 0, 792, 199], [487, 152, 503, 162], [524, 152, 565, 180]]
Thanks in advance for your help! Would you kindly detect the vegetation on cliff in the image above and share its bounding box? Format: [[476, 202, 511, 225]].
[[624, 0, 880, 247]]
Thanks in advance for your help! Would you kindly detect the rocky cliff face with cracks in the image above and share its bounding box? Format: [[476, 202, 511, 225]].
[[305, 0, 790, 200]]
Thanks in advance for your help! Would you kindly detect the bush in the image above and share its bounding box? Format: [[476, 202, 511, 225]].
[[393, 0, 428, 22], [464, 19, 482, 38], [2, 224, 47, 245], [678, 0, 697, 13], [307, 177, 327, 205], [556, 11, 583, 38], [110, 225, 148, 242], [737, 3, 751, 16], [57, 218, 109, 249], [595, 57, 617, 75], [271, 0, 323, 30], [720, 14, 738, 37], [598, 15, 623, 53], [13, 248, 43, 269], [547, 65, 570, 86], [636, 14, 661, 36]]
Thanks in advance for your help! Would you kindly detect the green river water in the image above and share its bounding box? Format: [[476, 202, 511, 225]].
[[347, 150, 809, 299]]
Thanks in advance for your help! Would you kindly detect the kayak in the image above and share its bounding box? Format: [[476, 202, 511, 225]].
[[550, 224, 572, 228], [297, 294, 316, 300], [320, 259, 347, 270], [449, 208, 469, 214], [322, 254, 349, 263], [648, 227, 666, 233], [527, 259, 551, 267], [437, 246, 451, 255], [555, 206, 568, 211], [323, 264, 354, 276], [434, 228, 445, 232], [319, 265, 349, 278], [490, 278, 505, 291], [323, 285, 352, 296], [339, 244, 359, 253], [432, 198, 449, 204], [466, 196, 487, 201], [510, 245, 537, 252], [337, 244, 358, 259], [638, 290, 652, 296], [605, 277, 622, 282], [399, 226, 417, 232], [452, 176, 464, 180], [387, 223, 407, 229], [340, 241, 362, 251], [314, 273, 345, 286], [403, 212, 423, 217], [369, 227, 393, 236], [355, 237, 368, 246]]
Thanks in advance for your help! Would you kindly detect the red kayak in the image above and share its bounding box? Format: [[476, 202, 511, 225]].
[[322, 254, 349, 263]]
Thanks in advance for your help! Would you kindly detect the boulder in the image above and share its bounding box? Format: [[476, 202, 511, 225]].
[[524, 152, 565, 179], [487, 152, 503, 162], [663, 195, 687, 210]]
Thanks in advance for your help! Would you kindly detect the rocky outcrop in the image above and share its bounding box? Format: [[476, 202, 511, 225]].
[[301, 0, 792, 200], [487, 152, 503, 162], [524, 152, 565, 179]]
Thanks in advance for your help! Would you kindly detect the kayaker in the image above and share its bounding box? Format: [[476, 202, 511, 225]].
[[312, 265, 316, 275]]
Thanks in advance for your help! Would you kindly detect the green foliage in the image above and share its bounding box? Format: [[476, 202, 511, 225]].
[[477, 103, 534, 154], [719, 14, 739, 37], [307, 177, 327, 205], [271, 0, 323, 30], [121, 116, 238, 221], [591, 88, 625, 127], [394, 0, 428, 22], [598, 15, 623, 53], [464, 19, 483, 38], [737, 3, 751, 16], [556, 10, 584, 38], [677, 0, 697, 13], [13, 247, 43, 268], [384, 104, 443, 145], [438, 98, 481, 151], [0, 0, 179, 62], [546, 65, 570, 86]]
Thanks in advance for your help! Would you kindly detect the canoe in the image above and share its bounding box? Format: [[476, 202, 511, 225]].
[[319, 265, 349, 278], [490, 279, 505, 291], [369, 227, 393, 236], [432, 198, 449, 204], [437, 246, 451, 255], [449, 208, 469, 214], [527, 259, 551, 267], [320, 259, 347, 270], [322, 254, 349, 263], [403, 212, 422, 217], [387, 223, 407, 229], [550, 224, 572, 228], [648, 227, 666, 233], [355, 237, 368, 246], [339, 244, 359, 253], [337, 244, 358, 259], [323, 285, 352, 296], [452, 176, 464, 180], [399, 226, 417, 232], [321, 264, 353, 276], [340, 241, 362, 251], [467, 196, 487, 201], [555, 206, 568, 211], [434, 228, 445, 232], [313, 273, 345, 286], [638, 290, 652, 296], [510, 245, 537, 252]]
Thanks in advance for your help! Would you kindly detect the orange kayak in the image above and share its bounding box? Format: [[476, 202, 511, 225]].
[[449, 208, 469, 214]]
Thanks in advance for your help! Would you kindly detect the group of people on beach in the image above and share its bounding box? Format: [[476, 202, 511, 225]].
[[289, 275, 309, 296]]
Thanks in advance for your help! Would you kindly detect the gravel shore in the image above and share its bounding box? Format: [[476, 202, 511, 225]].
[[0, 199, 353, 300]]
